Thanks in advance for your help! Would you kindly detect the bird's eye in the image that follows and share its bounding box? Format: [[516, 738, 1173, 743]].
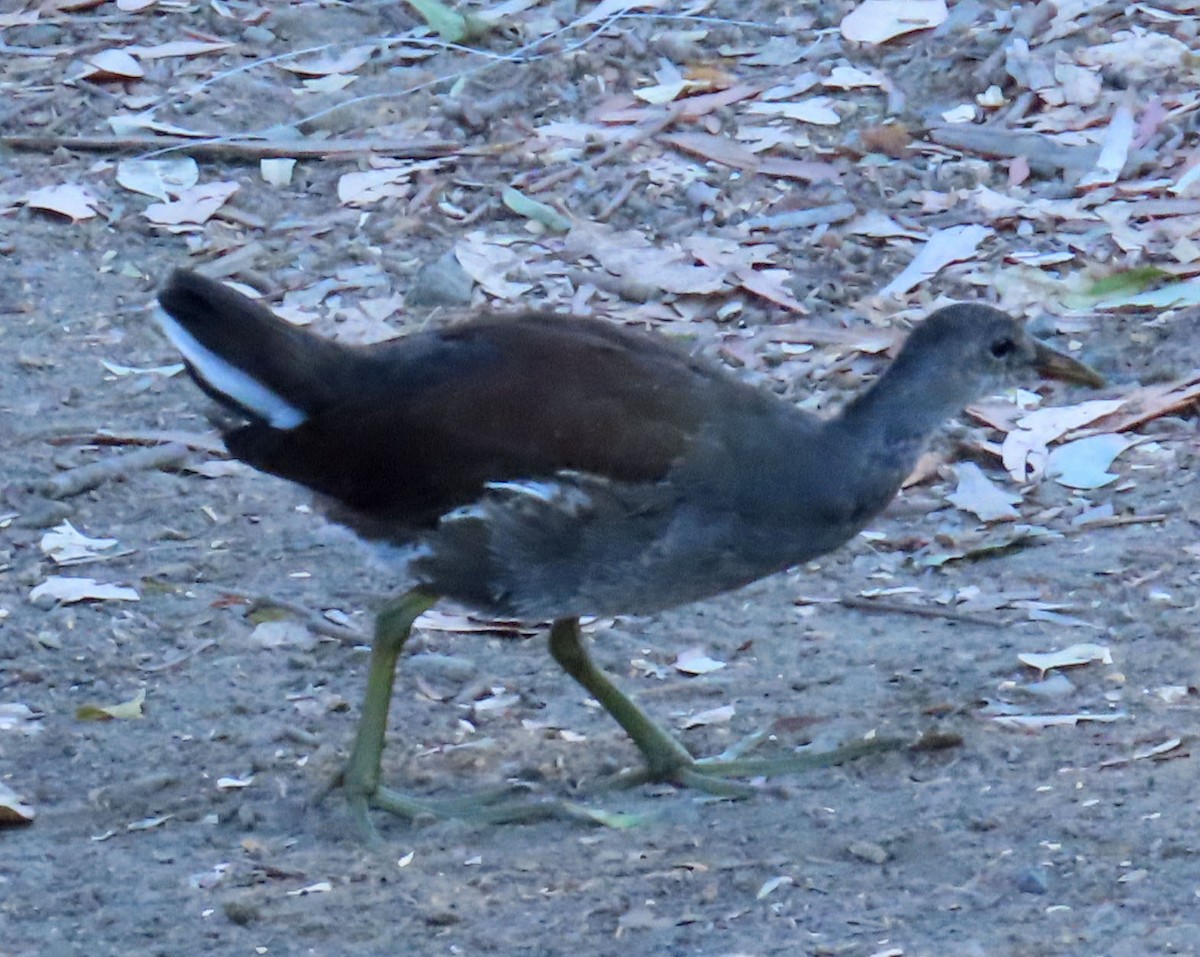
[[990, 338, 1016, 359]]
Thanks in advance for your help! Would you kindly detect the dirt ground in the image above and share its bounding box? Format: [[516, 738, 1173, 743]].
[[3, 3, 1200, 956]]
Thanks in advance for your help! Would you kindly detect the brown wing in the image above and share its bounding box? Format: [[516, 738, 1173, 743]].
[[223, 312, 739, 527]]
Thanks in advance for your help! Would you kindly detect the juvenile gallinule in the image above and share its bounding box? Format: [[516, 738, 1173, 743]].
[[155, 269, 1102, 834]]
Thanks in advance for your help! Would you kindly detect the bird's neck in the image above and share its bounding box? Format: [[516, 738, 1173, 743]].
[[832, 355, 970, 477]]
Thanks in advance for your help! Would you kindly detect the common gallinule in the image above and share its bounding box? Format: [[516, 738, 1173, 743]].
[[155, 269, 1102, 835]]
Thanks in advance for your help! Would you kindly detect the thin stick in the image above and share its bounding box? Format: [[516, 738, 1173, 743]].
[[1, 134, 457, 162], [42, 443, 189, 500], [837, 595, 1003, 627], [595, 173, 641, 222], [139, 640, 218, 673], [45, 430, 228, 455], [1064, 513, 1168, 534]]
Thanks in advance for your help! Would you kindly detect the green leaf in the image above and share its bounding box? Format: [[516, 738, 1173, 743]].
[[1086, 266, 1169, 297], [247, 604, 291, 625], [77, 688, 146, 721], [501, 187, 572, 232], [407, 0, 492, 43]]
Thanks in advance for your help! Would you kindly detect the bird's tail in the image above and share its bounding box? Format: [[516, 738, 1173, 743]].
[[156, 269, 355, 429]]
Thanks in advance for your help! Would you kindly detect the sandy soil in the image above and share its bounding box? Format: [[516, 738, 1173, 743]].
[[3, 3, 1199, 956]]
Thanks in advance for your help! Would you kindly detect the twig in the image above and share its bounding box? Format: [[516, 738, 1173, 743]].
[[0, 134, 457, 162], [522, 103, 686, 195], [837, 595, 1003, 627], [595, 173, 641, 222], [246, 596, 368, 645], [1064, 513, 1168, 534], [45, 430, 228, 456], [139, 640, 218, 673], [41, 443, 189, 500]]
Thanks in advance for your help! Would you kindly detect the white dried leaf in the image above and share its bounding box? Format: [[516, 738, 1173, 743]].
[[841, 0, 947, 44], [144, 182, 239, 227], [84, 48, 144, 80], [1045, 434, 1133, 489], [101, 359, 185, 377], [129, 39, 234, 58], [26, 184, 100, 222], [0, 703, 42, 735], [946, 462, 1021, 523], [116, 158, 199, 201], [1019, 643, 1113, 675], [683, 704, 735, 728], [746, 97, 840, 125], [673, 647, 726, 675], [30, 577, 139, 604], [261, 158, 296, 186], [756, 875, 794, 899], [1000, 399, 1124, 482], [879, 224, 992, 298], [248, 620, 317, 651], [991, 711, 1124, 730], [40, 521, 119, 566]]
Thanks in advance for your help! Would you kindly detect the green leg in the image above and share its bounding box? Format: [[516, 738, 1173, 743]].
[[549, 617, 693, 778], [319, 588, 437, 841], [321, 589, 592, 841], [548, 617, 903, 797]]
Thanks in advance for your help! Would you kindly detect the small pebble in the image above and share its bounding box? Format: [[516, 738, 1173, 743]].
[[223, 900, 261, 926], [847, 840, 890, 864], [1015, 867, 1049, 894]]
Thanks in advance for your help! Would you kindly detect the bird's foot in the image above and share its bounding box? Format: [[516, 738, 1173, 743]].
[[593, 734, 906, 801], [317, 765, 645, 842], [693, 733, 906, 779]]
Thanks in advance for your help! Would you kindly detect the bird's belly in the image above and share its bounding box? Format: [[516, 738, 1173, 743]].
[[412, 477, 860, 620]]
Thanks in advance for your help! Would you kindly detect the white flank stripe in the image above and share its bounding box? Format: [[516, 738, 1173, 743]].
[[155, 308, 307, 429], [484, 479, 562, 502]]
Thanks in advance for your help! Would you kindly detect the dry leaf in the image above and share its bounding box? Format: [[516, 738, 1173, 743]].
[[277, 45, 374, 77], [338, 168, 413, 206], [634, 59, 687, 104], [261, 158, 296, 186], [746, 98, 841, 125], [77, 688, 147, 721], [683, 704, 735, 728], [26, 184, 100, 222], [946, 463, 1021, 523], [878, 224, 992, 297], [578, 0, 669, 26], [1079, 103, 1135, 189], [0, 782, 35, 826], [40, 521, 119, 566], [1019, 643, 1113, 675], [83, 48, 144, 81], [991, 711, 1124, 731], [116, 158, 199, 201], [823, 66, 883, 89], [0, 703, 42, 736], [841, 0, 948, 44], [29, 576, 139, 604], [144, 182, 238, 227], [661, 132, 760, 171], [1001, 399, 1124, 481], [673, 647, 726, 675], [248, 620, 318, 651], [1044, 434, 1133, 489], [131, 40, 235, 59], [454, 233, 533, 300]]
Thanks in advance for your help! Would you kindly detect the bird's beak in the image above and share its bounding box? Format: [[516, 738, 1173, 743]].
[[1031, 340, 1106, 388]]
